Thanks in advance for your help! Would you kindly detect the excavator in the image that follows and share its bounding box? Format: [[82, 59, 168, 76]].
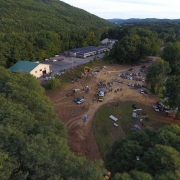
[[81, 66, 92, 77], [84, 66, 92, 73], [104, 172, 111, 180]]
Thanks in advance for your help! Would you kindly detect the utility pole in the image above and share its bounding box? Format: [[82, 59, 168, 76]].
[[72, 56, 74, 69]]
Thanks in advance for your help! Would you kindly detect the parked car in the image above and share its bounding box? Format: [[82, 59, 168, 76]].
[[129, 68, 134, 71], [140, 89, 144, 94], [52, 59, 57, 62], [157, 101, 164, 107], [73, 88, 80, 93], [134, 84, 138, 88], [142, 84, 147, 88], [163, 106, 170, 111], [74, 97, 82, 102], [144, 89, 150, 94], [137, 84, 141, 88], [77, 99, 85, 104], [153, 106, 159, 112]]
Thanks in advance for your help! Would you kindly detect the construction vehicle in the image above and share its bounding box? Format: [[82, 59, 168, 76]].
[[104, 172, 111, 180], [84, 66, 92, 73]]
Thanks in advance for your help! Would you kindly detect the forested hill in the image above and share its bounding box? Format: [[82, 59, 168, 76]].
[[0, 0, 114, 67], [0, 0, 112, 33]]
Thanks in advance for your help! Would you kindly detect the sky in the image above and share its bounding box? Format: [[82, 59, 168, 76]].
[[61, 0, 180, 19]]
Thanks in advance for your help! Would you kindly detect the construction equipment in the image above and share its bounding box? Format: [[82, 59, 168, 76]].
[[104, 172, 111, 180], [84, 66, 92, 73]]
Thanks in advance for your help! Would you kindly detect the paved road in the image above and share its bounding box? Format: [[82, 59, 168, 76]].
[[41, 53, 105, 76]]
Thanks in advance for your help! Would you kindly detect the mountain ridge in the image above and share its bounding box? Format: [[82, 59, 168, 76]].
[[107, 18, 180, 24]]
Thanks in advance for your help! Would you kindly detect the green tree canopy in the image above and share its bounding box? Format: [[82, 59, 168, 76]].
[[0, 67, 106, 179], [164, 75, 180, 117], [106, 125, 180, 178], [161, 41, 180, 75], [108, 27, 162, 64], [146, 58, 171, 94]]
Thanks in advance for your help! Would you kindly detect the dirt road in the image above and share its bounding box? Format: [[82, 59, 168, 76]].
[[47, 63, 158, 160]]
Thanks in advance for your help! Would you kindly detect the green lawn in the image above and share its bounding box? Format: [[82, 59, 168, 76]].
[[93, 101, 177, 159]]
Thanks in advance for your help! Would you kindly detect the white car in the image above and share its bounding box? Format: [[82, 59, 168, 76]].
[[153, 106, 159, 111], [77, 99, 85, 104], [73, 88, 80, 93], [52, 59, 57, 62], [140, 89, 144, 94], [92, 71, 98, 74]]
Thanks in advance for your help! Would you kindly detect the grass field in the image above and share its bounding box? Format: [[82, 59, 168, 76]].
[[93, 101, 178, 159]]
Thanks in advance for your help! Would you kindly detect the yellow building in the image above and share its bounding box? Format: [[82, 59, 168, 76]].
[[9, 60, 51, 78]]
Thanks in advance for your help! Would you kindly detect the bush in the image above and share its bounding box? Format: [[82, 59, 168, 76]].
[[49, 78, 61, 90]]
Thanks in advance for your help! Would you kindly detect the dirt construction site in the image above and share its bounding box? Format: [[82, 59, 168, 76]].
[[47, 61, 173, 160]]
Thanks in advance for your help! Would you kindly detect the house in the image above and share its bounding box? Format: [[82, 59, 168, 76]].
[[100, 38, 118, 45], [9, 60, 51, 78], [100, 38, 109, 45]]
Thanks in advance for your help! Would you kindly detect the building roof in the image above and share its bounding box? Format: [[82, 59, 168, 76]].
[[9, 60, 39, 73], [67, 46, 108, 55]]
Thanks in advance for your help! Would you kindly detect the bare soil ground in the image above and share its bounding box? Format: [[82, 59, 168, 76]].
[[47, 63, 176, 160]]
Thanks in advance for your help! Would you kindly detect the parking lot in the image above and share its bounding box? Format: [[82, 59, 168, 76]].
[[41, 53, 104, 76]]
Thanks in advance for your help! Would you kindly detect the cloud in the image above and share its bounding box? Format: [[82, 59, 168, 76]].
[[61, 0, 180, 19]]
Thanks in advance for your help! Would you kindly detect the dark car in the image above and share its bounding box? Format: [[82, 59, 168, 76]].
[[74, 97, 82, 102], [137, 84, 141, 88], [157, 101, 164, 107], [144, 89, 150, 94], [95, 69, 100, 72], [129, 68, 134, 71], [142, 84, 147, 88]]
